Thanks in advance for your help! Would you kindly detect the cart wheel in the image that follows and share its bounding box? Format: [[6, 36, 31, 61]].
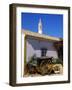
[[40, 60, 48, 75]]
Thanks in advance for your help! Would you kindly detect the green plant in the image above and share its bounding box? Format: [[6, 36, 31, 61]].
[[52, 58, 63, 65]]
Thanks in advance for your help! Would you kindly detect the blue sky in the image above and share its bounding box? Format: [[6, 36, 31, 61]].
[[21, 13, 63, 38]]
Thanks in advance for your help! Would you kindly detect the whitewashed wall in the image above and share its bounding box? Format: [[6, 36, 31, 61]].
[[26, 36, 58, 62]]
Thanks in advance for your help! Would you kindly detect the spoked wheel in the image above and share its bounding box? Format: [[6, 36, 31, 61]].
[[39, 60, 48, 75]]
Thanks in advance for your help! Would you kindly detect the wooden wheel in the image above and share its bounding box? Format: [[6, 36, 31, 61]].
[[39, 60, 48, 75]]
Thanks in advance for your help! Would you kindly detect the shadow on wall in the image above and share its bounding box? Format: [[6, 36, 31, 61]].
[[27, 36, 56, 51]]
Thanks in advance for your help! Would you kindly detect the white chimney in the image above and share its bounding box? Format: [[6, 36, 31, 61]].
[[38, 18, 42, 34]]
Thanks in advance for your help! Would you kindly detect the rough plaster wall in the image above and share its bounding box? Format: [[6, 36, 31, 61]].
[[46, 51, 58, 58], [26, 39, 35, 62]]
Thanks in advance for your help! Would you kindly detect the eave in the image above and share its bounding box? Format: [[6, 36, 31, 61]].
[[22, 30, 62, 42]]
